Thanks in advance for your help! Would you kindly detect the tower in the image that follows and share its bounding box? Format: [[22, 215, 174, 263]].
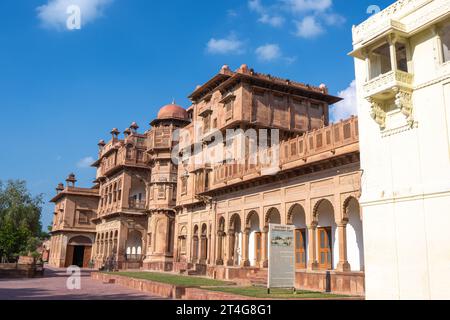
[[143, 103, 191, 271]]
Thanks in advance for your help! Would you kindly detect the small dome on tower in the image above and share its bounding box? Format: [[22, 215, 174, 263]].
[[157, 103, 188, 121]]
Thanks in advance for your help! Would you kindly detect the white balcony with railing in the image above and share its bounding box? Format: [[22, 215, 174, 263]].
[[364, 70, 414, 99]]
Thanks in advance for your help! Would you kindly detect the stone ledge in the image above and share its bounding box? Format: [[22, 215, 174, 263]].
[[91, 273, 260, 300], [91, 272, 185, 299]]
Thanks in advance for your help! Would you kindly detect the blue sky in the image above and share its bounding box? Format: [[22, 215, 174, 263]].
[[0, 0, 394, 229]]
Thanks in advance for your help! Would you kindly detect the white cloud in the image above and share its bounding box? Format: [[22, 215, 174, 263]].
[[227, 9, 238, 18], [256, 44, 282, 61], [330, 80, 357, 122], [247, 0, 342, 38], [77, 156, 95, 168], [249, 0, 265, 13], [321, 12, 346, 26], [294, 16, 324, 38], [249, 0, 284, 28], [258, 14, 285, 27], [206, 35, 245, 55], [37, 0, 113, 31], [255, 43, 296, 63], [283, 0, 332, 13]]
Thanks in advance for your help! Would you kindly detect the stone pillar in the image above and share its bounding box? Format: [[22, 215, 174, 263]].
[[307, 223, 319, 270], [216, 232, 224, 265], [336, 222, 351, 272], [192, 236, 198, 264], [241, 229, 250, 267], [262, 227, 268, 268], [200, 236, 207, 264], [226, 231, 235, 266], [389, 36, 398, 71]]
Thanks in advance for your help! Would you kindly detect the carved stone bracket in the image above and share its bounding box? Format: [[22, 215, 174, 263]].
[[393, 87, 414, 127], [367, 98, 386, 130]]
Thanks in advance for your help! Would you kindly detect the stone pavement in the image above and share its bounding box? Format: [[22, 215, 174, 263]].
[[0, 266, 167, 300]]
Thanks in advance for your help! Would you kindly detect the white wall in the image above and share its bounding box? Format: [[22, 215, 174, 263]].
[[354, 5, 450, 299]]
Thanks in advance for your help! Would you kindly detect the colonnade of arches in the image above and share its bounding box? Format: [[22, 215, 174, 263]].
[[187, 197, 364, 272], [189, 223, 210, 264], [94, 229, 143, 263], [94, 230, 119, 262]]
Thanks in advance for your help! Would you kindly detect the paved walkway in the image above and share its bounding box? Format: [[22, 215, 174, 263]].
[[0, 266, 166, 300]]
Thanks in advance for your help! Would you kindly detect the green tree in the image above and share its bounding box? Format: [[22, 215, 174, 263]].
[[0, 180, 43, 262]]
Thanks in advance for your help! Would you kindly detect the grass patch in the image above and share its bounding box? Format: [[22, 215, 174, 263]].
[[207, 286, 349, 299], [107, 271, 233, 287]]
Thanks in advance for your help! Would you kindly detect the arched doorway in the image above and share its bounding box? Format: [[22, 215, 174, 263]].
[[178, 226, 187, 262], [263, 208, 281, 266], [200, 224, 208, 264], [345, 197, 364, 271], [65, 235, 93, 268], [315, 200, 337, 270], [288, 204, 307, 269], [192, 225, 199, 263], [229, 214, 242, 266], [247, 211, 261, 267], [126, 230, 143, 262]]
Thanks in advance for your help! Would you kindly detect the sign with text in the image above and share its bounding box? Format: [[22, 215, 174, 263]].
[[268, 224, 295, 289]]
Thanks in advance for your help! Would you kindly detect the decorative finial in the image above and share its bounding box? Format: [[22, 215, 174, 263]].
[[65, 173, 77, 187]]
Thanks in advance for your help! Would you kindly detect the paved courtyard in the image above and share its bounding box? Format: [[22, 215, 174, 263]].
[[0, 266, 166, 300]]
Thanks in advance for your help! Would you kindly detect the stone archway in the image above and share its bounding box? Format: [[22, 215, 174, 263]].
[[178, 226, 188, 262], [344, 197, 364, 271], [126, 230, 143, 261], [246, 211, 261, 267], [200, 224, 208, 264], [228, 214, 242, 266], [192, 225, 199, 263], [265, 207, 281, 226], [65, 235, 93, 268], [314, 199, 337, 270], [288, 204, 308, 269]]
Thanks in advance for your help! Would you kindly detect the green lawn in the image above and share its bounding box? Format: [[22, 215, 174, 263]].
[[207, 286, 350, 299], [108, 271, 233, 287]]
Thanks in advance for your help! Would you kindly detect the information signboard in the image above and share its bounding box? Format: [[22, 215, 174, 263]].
[[267, 224, 295, 290]]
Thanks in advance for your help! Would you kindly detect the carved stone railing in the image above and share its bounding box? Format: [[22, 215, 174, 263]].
[[352, 0, 450, 47], [363, 70, 414, 98], [100, 147, 148, 176], [212, 117, 359, 187], [352, 0, 429, 45], [128, 198, 147, 210]]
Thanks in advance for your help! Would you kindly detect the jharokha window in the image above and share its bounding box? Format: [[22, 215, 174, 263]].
[[442, 24, 450, 63], [78, 211, 89, 224]]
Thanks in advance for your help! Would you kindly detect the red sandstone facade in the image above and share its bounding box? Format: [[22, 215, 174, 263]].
[[49, 65, 364, 295]]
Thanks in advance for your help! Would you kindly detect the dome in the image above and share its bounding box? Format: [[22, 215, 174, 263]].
[[157, 103, 188, 121]]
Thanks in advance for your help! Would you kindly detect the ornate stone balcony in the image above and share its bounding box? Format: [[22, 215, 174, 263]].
[[128, 198, 147, 210], [99, 148, 148, 177], [363, 70, 414, 99]]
